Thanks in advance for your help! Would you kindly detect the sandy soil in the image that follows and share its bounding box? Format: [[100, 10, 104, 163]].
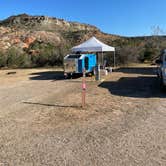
[[0, 66, 165, 166]]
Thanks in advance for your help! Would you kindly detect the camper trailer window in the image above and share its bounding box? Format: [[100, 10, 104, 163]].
[[68, 54, 81, 59]]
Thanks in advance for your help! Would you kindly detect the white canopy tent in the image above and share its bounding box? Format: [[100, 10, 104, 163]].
[[71, 36, 116, 67]]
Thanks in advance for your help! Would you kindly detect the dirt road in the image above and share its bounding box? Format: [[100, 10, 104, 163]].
[[0, 67, 165, 166]]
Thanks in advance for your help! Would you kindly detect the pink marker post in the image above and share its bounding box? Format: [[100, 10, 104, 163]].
[[82, 68, 86, 108]]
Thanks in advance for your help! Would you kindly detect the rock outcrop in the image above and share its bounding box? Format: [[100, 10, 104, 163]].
[[0, 14, 120, 52], [0, 14, 99, 32]]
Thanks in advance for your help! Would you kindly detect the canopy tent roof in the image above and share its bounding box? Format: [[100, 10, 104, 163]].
[[71, 37, 115, 53]]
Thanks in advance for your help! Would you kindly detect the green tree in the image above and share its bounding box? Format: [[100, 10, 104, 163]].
[[6, 47, 31, 68]]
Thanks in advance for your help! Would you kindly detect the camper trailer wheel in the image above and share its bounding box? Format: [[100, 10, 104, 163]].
[[91, 70, 95, 76], [64, 73, 71, 79], [86, 72, 93, 77], [64, 73, 68, 79]]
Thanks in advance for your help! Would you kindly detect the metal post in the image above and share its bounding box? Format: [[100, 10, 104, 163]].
[[101, 52, 103, 68], [82, 69, 86, 108], [96, 52, 99, 65], [114, 51, 116, 68], [95, 64, 101, 81], [98, 64, 101, 80]]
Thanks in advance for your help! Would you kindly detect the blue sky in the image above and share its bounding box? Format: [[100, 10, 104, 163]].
[[0, 0, 166, 36]]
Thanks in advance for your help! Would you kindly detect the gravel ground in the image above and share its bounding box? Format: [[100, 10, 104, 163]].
[[0, 67, 165, 166]]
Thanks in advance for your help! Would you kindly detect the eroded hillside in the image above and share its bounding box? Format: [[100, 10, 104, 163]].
[[0, 14, 166, 68]]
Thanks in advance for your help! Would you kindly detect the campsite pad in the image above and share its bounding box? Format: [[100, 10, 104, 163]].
[[0, 66, 166, 165]]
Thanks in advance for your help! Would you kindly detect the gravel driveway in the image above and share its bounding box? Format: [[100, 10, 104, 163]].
[[0, 67, 165, 166]]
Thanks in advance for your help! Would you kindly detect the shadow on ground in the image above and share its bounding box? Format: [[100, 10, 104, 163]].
[[23, 102, 81, 108], [29, 71, 82, 81], [29, 71, 89, 81], [99, 67, 166, 98], [114, 67, 157, 75], [29, 71, 64, 80]]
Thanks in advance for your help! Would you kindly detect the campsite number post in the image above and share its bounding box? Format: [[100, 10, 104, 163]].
[[82, 68, 86, 108]]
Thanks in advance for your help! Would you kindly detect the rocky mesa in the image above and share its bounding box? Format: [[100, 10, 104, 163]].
[[0, 14, 121, 52], [0, 14, 165, 68]]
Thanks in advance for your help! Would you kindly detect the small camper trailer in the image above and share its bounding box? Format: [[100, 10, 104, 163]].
[[64, 54, 96, 78]]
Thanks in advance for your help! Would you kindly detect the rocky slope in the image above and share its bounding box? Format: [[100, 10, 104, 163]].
[[0, 14, 99, 32], [0, 14, 121, 52], [0, 14, 165, 67]]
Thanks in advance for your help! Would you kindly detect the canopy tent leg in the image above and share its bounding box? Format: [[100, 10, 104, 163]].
[[101, 52, 103, 68], [113, 51, 116, 68]]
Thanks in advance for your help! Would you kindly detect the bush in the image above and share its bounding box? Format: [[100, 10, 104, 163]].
[[6, 47, 31, 68], [0, 52, 7, 67], [29, 41, 67, 67], [0, 41, 69, 69], [138, 46, 160, 62]]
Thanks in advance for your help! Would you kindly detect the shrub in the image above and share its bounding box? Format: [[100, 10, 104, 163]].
[[6, 47, 31, 68], [0, 52, 7, 67], [29, 41, 67, 67]]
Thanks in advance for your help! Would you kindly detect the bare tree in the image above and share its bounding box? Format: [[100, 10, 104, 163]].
[[150, 25, 166, 59], [151, 26, 166, 36]]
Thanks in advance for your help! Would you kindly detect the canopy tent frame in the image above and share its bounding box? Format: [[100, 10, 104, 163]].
[[114, 51, 116, 68], [71, 37, 116, 68]]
